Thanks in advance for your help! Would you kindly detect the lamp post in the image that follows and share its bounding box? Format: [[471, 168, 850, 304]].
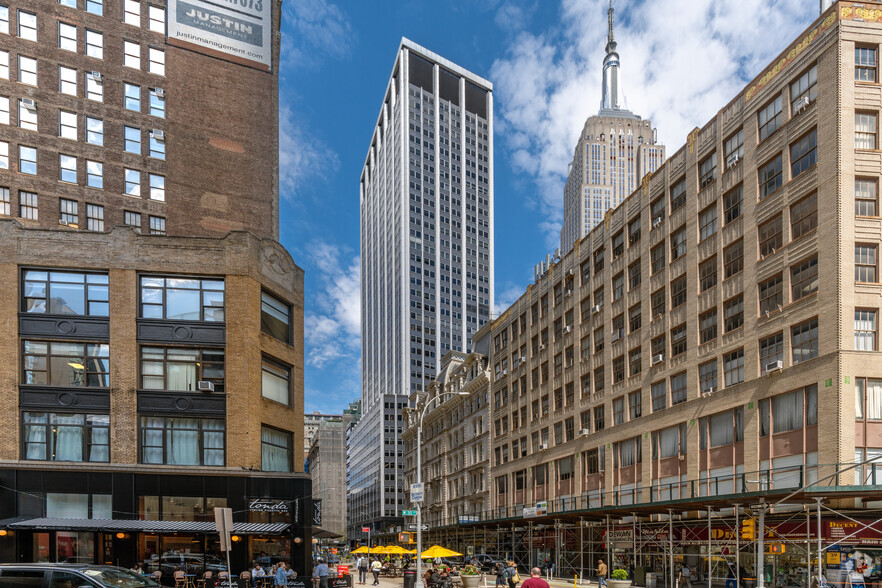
[[415, 390, 469, 588]]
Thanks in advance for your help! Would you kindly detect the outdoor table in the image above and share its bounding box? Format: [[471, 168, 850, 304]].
[[184, 575, 197, 588]]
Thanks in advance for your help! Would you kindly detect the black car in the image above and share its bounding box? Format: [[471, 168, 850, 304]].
[[465, 556, 504, 573], [0, 564, 162, 588]]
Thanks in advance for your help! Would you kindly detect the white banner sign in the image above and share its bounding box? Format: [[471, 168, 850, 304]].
[[168, 0, 272, 70]]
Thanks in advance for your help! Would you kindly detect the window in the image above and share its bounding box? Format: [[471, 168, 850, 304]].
[[580, 260, 590, 285], [0, 141, 6, 170], [699, 152, 717, 188], [790, 193, 818, 240], [0, 96, 8, 124], [724, 185, 743, 225], [148, 47, 165, 75], [791, 318, 818, 364], [651, 288, 665, 318], [699, 360, 717, 394], [23, 413, 109, 462], [628, 390, 642, 420], [124, 83, 140, 111], [139, 276, 225, 321], [856, 179, 877, 216], [0, 6, 6, 34], [59, 22, 77, 51], [148, 5, 165, 32], [759, 155, 783, 199], [651, 196, 665, 225], [612, 272, 624, 300], [23, 340, 109, 387], [124, 0, 140, 26], [613, 397, 625, 425], [759, 273, 783, 315], [59, 66, 77, 95], [149, 132, 165, 159], [593, 327, 602, 354], [671, 323, 687, 357], [856, 244, 877, 282], [594, 406, 605, 431], [594, 247, 605, 273], [0, 50, 6, 79], [723, 348, 744, 386], [856, 46, 877, 82], [19, 146, 37, 175], [791, 129, 817, 177], [124, 210, 141, 229], [699, 204, 717, 241], [671, 372, 688, 405], [791, 64, 818, 112], [724, 129, 744, 169], [18, 55, 36, 85], [651, 243, 665, 274], [670, 178, 686, 213], [124, 169, 141, 196], [629, 304, 641, 333], [18, 10, 37, 41], [671, 275, 687, 309], [856, 379, 882, 420], [758, 215, 783, 258], [141, 416, 224, 466], [628, 216, 641, 245], [758, 95, 783, 141], [613, 356, 625, 383], [724, 239, 743, 279], [86, 204, 103, 231], [856, 113, 877, 149], [22, 269, 109, 316], [86, 161, 102, 189], [19, 99, 37, 131], [791, 256, 818, 301], [671, 226, 686, 260], [85, 29, 103, 59], [699, 257, 717, 292], [760, 332, 784, 370], [85, 74, 103, 101], [856, 310, 877, 351], [651, 381, 666, 412], [58, 110, 77, 140], [651, 335, 665, 359], [59, 198, 78, 225], [59, 154, 77, 183], [612, 231, 624, 257], [261, 291, 292, 343], [140, 347, 224, 391], [20, 190, 37, 218], [149, 174, 165, 201], [0, 187, 8, 214], [124, 126, 141, 153], [149, 88, 165, 117], [80, 118, 102, 148], [629, 347, 641, 376], [124, 40, 141, 68], [699, 308, 717, 344], [86, 0, 103, 15]]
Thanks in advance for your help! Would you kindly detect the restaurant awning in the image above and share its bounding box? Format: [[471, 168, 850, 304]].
[[1, 518, 290, 535], [312, 527, 343, 539]]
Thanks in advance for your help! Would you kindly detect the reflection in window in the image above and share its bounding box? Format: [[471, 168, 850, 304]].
[[23, 340, 110, 387], [261, 426, 292, 472], [140, 276, 224, 321], [23, 269, 109, 315], [261, 358, 290, 405], [261, 291, 291, 342], [140, 416, 224, 466], [23, 413, 109, 462], [140, 347, 224, 392]]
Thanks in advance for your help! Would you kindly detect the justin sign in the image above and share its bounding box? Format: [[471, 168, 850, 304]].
[[168, 0, 272, 70]]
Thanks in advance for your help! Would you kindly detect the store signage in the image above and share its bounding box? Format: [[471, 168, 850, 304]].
[[248, 499, 290, 513], [826, 520, 882, 544], [607, 529, 634, 543], [337, 566, 349, 576], [313, 500, 322, 526], [167, 0, 273, 70], [523, 507, 538, 518], [536, 501, 548, 516]]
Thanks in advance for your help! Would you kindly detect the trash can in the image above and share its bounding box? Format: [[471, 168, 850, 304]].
[[743, 578, 757, 588], [404, 570, 417, 588], [646, 572, 657, 588]]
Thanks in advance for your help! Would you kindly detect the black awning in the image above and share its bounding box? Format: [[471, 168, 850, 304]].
[[4, 518, 290, 535], [312, 527, 343, 539]]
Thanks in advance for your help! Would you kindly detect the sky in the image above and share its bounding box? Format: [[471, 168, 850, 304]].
[[278, 0, 823, 415]]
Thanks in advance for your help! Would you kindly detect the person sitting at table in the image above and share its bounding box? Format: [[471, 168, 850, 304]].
[[252, 563, 266, 588], [131, 564, 144, 574]]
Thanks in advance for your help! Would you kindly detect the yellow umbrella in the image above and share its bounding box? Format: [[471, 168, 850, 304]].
[[351, 547, 370, 554], [421, 545, 463, 559]]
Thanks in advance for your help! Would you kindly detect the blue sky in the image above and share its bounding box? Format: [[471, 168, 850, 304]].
[[277, 0, 821, 415]]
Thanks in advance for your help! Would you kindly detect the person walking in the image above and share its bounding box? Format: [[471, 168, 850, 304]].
[[356, 556, 368, 585], [275, 563, 288, 588], [370, 559, 381, 586], [314, 559, 330, 588], [679, 564, 692, 588], [506, 561, 519, 588], [520, 568, 550, 588], [495, 563, 508, 588], [596, 559, 608, 588]]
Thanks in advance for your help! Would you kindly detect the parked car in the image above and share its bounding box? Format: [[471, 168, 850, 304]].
[[0, 564, 161, 588], [467, 555, 504, 573]]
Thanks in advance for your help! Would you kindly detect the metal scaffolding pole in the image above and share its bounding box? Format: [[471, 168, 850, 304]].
[[606, 516, 611, 571], [757, 506, 766, 588], [735, 506, 741, 588], [529, 522, 534, 571], [669, 511, 675, 588], [708, 508, 712, 588], [816, 498, 824, 588], [580, 517, 585, 585]]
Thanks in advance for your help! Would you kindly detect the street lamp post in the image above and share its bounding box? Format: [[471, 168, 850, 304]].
[[415, 391, 469, 588]]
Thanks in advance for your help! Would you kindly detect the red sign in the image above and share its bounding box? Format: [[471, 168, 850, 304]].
[[826, 520, 882, 544], [337, 566, 349, 576], [362, 527, 370, 533]]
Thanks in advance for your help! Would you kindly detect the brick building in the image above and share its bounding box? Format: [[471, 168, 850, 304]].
[[409, 2, 882, 584], [0, 0, 310, 577]]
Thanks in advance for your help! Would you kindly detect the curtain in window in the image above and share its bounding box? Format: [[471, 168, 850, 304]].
[[806, 385, 818, 426], [88, 415, 110, 462], [760, 400, 770, 437], [167, 349, 198, 390], [261, 427, 291, 472], [262, 364, 289, 404], [619, 440, 636, 466], [202, 420, 224, 466], [167, 419, 199, 465], [855, 310, 876, 350], [735, 407, 744, 442], [142, 417, 164, 464], [23, 412, 47, 459], [773, 391, 803, 433], [52, 414, 85, 461], [709, 412, 734, 447], [868, 380, 882, 420], [657, 427, 679, 458], [858, 380, 866, 419]]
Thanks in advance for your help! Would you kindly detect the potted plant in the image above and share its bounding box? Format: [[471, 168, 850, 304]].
[[460, 564, 481, 588], [608, 569, 631, 588]]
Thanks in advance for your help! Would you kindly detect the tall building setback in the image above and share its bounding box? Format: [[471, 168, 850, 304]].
[[560, 2, 665, 253], [0, 0, 309, 576], [350, 38, 494, 540]]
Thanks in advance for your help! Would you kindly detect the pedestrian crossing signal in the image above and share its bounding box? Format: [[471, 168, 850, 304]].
[[768, 544, 786, 554], [741, 518, 756, 540]]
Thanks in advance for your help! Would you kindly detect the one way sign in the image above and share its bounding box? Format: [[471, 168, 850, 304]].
[[407, 524, 430, 531]]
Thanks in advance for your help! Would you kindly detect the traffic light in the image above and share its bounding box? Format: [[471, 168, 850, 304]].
[[741, 518, 756, 540], [768, 544, 786, 554]]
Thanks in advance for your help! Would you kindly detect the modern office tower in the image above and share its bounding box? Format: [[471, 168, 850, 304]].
[[560, 2, 665, 253], [0, 0, 310, 575], [350, 38, 493, 540], [405, 0, 882, 576]]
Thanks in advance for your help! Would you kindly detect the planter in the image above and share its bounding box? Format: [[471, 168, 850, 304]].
[[608, 580, 632, 588], [461, 576, 481, 588]]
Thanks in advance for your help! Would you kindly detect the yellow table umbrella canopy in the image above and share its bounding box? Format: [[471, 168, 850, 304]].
[[351, 547, 370, 554], [420, 545, 463, 559]]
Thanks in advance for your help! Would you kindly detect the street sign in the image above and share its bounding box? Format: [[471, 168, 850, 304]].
[[361, 527, 370, 533], [410, 483, 424, 503], [402, 510, 417, 516], [407, 524, 430, 531]]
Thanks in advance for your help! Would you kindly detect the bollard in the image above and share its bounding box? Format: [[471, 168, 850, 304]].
[[574, 575, 578, 588]]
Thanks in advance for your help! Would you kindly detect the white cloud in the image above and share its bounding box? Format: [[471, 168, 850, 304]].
[[281, 0, 353, 70], [303, 242, 361, 369], [494, 283, 527, 316], [491, 0, 819, 247], [279, 105, 339, 196]]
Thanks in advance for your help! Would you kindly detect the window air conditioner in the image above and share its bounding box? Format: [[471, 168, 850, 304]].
[[795, 96, 810, 114], [652, 354, 665, 365], [151, 129, 165, 140], [197, 380, 215, 392], [154, 87, 165, 97], [538, 443, 548, 451], [59, 219, 69, 226], [564, 325, 572, 333], [764, 360, 783, 373], [539, 344, 546, 351], [519, 356, 526, 363], [565, 289, 573, 297], [566, 269, 575, 277], [701, 386, 716, 398], [501, 369, 508, 376], [90, 71, 103, 82], [652, 216, 663, 228], [591, 304, 602, 314], [579, 428, 590, 436], [726, 154, 740, 168], [21, 98, 36, 110]]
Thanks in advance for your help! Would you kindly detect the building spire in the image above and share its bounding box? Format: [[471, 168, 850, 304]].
[[600, 0, 625, 112]]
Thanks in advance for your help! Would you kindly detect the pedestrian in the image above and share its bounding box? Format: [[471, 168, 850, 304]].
[[520, 568, 550, 588], [679, 564, 691, 588], [252, 563, 266, 588], [506, 561, 519, 588], [275, 563, 288, 588], [596, 559, 608, 588], [370, 559, 381, 586], [357, 555, 368, 585], [435, 557, 443, 567], [495, 563, 508, 588], [314, 559, 330, 588]]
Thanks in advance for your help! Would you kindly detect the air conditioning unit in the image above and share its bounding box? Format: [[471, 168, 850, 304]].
[[538, 443, 548, 451], [579, 429, 590, 436], [501, 369, 508, 376], [565, 289, 573, 297], [151, 129, 165, 140], [564, 325, 573, 333], [764, 360, 783, 373], [154, 87, 165, 97], [591, 304, 602, 314], [566, 269, 575, 277], [794, 95, 810, 114], [59, 219, 69, 226], [519, 356, 526, 363], [726, 153, 740, 168], [652, 216, 663, 228], [197, 380, 215, 392], [539, 344, 546, 351], [90, 71, 103, 82], [701, 386, 716, 398], [652, 354, 665, 365], [21, 98, 36, 110]]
